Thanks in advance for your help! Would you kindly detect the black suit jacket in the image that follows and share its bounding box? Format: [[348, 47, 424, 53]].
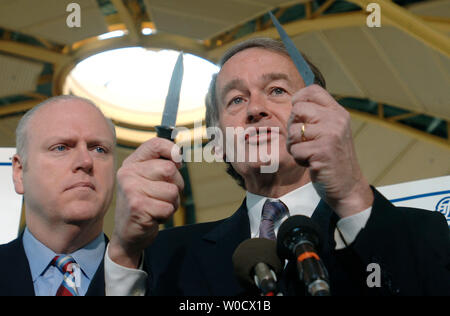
[[145, 188, 450, 296], [0, 233, 107, 296]]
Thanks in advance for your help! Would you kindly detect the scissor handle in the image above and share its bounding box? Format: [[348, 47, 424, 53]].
[[155, 125, 176, 141]]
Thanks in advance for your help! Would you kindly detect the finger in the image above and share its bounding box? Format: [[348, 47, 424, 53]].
[[287, 122, 322, 145], [139, 198, 178, 224], [286, 137, 324, 167], [133, 159, 185, 191], [287, 140, 313, 167], [125, 137, 182, 165], [139, 180, 181, 207], [288, 101, 325, 125], [122, 180, 180, 224], [292, 84, 338, 109]]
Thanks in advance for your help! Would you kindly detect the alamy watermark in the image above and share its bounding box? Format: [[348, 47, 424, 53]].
[[366, 3, 381, 28], [366, 263, 381, 288], [170, 120, 280, 174], [66, 2, 381, 29], [66, 3, 81, 28]]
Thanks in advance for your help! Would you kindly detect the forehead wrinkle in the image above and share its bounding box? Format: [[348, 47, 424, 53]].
[[261, 72, 290, 83], [218, 78, 247, 104], [29, 104, 114, 145]]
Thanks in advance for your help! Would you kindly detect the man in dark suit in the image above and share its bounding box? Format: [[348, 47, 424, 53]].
[[105, 38, 450, 296], [0, 95, 116, 296]]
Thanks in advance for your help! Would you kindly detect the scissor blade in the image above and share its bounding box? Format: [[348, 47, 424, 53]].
[[161, 51, 184, 127], [269, 11, 315, 86]]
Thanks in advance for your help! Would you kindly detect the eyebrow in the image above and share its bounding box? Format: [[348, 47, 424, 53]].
[[261, 73, 289, 83], [218, 73, 291, 104], [43, 136, 114, 149], [218, 78, 247, 104]]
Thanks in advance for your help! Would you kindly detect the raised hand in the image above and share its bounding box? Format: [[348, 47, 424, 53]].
[[286, 85, 373, 218]]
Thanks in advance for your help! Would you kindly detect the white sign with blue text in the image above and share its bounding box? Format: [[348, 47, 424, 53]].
[[378, 175, 450, 229], [0, 148, 23, 244]]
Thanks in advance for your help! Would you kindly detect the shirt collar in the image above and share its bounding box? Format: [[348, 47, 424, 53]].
[[22, 228, 105, 281], [22, 228, 56, 282], [246, 182, 321, 237], [70, 233, 105, 280]]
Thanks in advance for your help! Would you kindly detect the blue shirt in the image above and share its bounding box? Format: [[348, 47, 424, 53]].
[[22, 228, 105, 296]]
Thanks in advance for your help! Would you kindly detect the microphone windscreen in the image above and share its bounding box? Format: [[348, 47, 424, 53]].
[[232, 238, 283, 288], [277, 215, 322, 260]]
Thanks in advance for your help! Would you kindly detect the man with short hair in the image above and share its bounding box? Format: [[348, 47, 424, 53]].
[[0, 95, 116, 296], [106, 38, 450, 296]]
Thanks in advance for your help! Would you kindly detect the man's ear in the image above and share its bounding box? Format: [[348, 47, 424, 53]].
[[12, 154, 25, 195]]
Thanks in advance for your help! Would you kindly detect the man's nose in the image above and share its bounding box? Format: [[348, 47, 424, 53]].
[[73, 146, 94, 173], [246, 94, 269, 124]]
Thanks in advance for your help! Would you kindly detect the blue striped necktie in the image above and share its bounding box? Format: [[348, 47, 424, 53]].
[[52, 255, 79, 296], [259, 199, 289, 240]]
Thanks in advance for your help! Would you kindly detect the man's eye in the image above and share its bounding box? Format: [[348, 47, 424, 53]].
[[54, 145, 67, 152], [229, 97, 244, 106], [271, 87, 286, 95], [94, 146, 107, 154]]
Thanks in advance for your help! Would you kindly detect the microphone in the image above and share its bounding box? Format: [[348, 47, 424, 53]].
[[277, 215, 330, 296], [232, 238, 283, 296]]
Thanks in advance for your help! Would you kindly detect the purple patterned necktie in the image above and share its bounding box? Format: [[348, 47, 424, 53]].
[[259, 199, 289, 240]]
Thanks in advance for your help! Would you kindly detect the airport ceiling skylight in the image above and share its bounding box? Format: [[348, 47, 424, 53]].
[[63, 47, 219, 141]]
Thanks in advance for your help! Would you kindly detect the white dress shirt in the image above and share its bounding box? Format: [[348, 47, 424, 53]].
[[105, 182, 372, 296], [247, 182, 372, 248]]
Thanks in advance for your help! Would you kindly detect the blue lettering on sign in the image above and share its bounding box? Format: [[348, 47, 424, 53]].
[[435, 196, 450, 227]]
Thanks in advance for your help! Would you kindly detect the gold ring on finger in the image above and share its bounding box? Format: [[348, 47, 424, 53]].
[[301, 123, 307, 142]]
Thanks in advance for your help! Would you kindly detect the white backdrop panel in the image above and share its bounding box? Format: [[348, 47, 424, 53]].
[[0, 148, 22, 244]]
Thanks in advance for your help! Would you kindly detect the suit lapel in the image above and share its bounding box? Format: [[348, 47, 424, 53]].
[[0, 235, 35, 296], [193, 200, 251, 295], [85, 234, 108, 296], [310, 199, 338, 258]]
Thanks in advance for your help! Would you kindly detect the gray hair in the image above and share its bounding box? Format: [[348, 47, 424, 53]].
[[15, 95, 117, 167], [204, 37, 326, 189]]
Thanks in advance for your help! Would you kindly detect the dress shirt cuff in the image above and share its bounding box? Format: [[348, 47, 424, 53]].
[[104, 244, 148, 296], [334, 206, 372, 250]]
